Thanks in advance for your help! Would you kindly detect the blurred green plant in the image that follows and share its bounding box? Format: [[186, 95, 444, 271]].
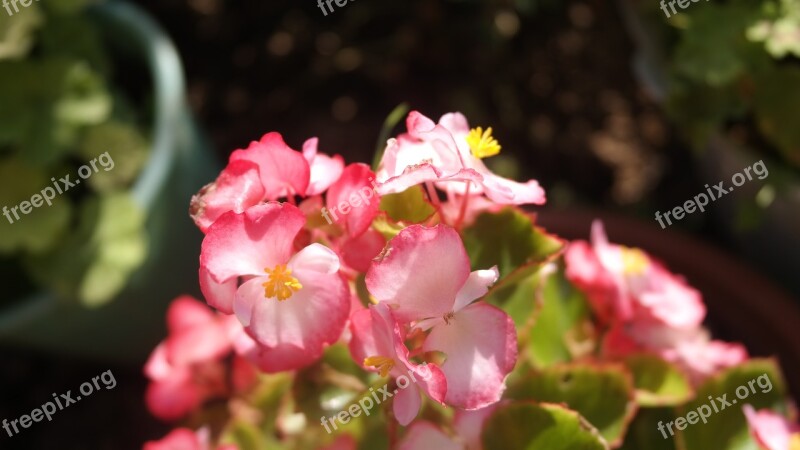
[[0, 0, 150, 307], [658, 0, 800, 169]]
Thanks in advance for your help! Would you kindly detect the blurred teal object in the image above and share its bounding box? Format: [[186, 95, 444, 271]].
[[0, 1, 218, 362]]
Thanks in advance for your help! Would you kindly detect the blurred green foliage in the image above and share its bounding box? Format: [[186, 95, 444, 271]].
[[0, 0, 150, 307], [657, 0, 800, 169]]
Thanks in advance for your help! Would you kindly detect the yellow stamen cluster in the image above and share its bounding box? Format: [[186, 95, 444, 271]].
[[467, 127, 502, 159], [262, 264, 303, 301], [620, 247, 649, 275], [364, 355, 395, 377]]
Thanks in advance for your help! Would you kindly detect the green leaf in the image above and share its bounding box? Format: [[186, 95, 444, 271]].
[[79, 122, 149, 192], [0, 158, 72, 254], [462, 207, 564, 279], [527, 266, 592, 367], [219, 419, 271, 450], [680, 359, 787, 450], [625, 355, 693, 407], [55, 62, 112, 126], [618, 408, 679, 450], [674, 4, 761, 86], [371, 214, 405, 241], [753, 67, 800, 167], [484, 269, 541, 332], [747, 0, 800, 58], [378, 185, 436, 224], [481, 402, 609, 450], [0, 3, 43, 60], [508, 364, 637, 447], [25, 192, 147, 306]]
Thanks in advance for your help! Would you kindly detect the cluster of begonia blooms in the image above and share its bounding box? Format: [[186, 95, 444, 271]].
[[142, 111, 798, 450]]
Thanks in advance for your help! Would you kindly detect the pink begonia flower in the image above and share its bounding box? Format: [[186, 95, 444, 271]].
[[603, 325, 748, 384], [565, 220, 705, 328], [324, 163, 381, 237], [143, 427, 237, 450], [200, 202, 349, 372], [349, 303, 448, 426], [322, 163, 385, 272], [743, 405, 800, 450], [366, 225, 517, 410], [565, 221, 746, 382], [303, 137, 345, 196], [144, 296, 241, 421], [375, 111, 546, 206], [229, 132, 311, 200], [190, 160, 266, 233], [191, 133, 343, 233]]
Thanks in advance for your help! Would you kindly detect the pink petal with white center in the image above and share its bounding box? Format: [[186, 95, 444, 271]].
[[200, 202, 305, 283], [291, 242, 341, 274], [326, 163, 380, 236], [453, 267, 499, 313], [190, 159, 265, 233], [398, 421, 463, 450], [394, 382, 423, 426], [232, 245, 349, 372], [303, 137, 345, 196], [479, 172, 547, 205], [438, 112, 471, 135], [743, 405, 800, 450], [423, 302, 517, 409], [454, 404, 500, 450], [376, 162, 483, 197], [366, 225, 471, 323], [199, 266, 237, 314], [405, 112, 467, 167], [341, 229, 386, 273], [229, 132, 310, 199]]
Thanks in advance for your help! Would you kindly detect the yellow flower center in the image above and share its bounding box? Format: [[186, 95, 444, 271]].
[[467, 126, 502, 159], [790, 433, 800, 450], [262, 264, 302, 301], [363, 355, 395, 377], [620, 247, 649, 275]]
